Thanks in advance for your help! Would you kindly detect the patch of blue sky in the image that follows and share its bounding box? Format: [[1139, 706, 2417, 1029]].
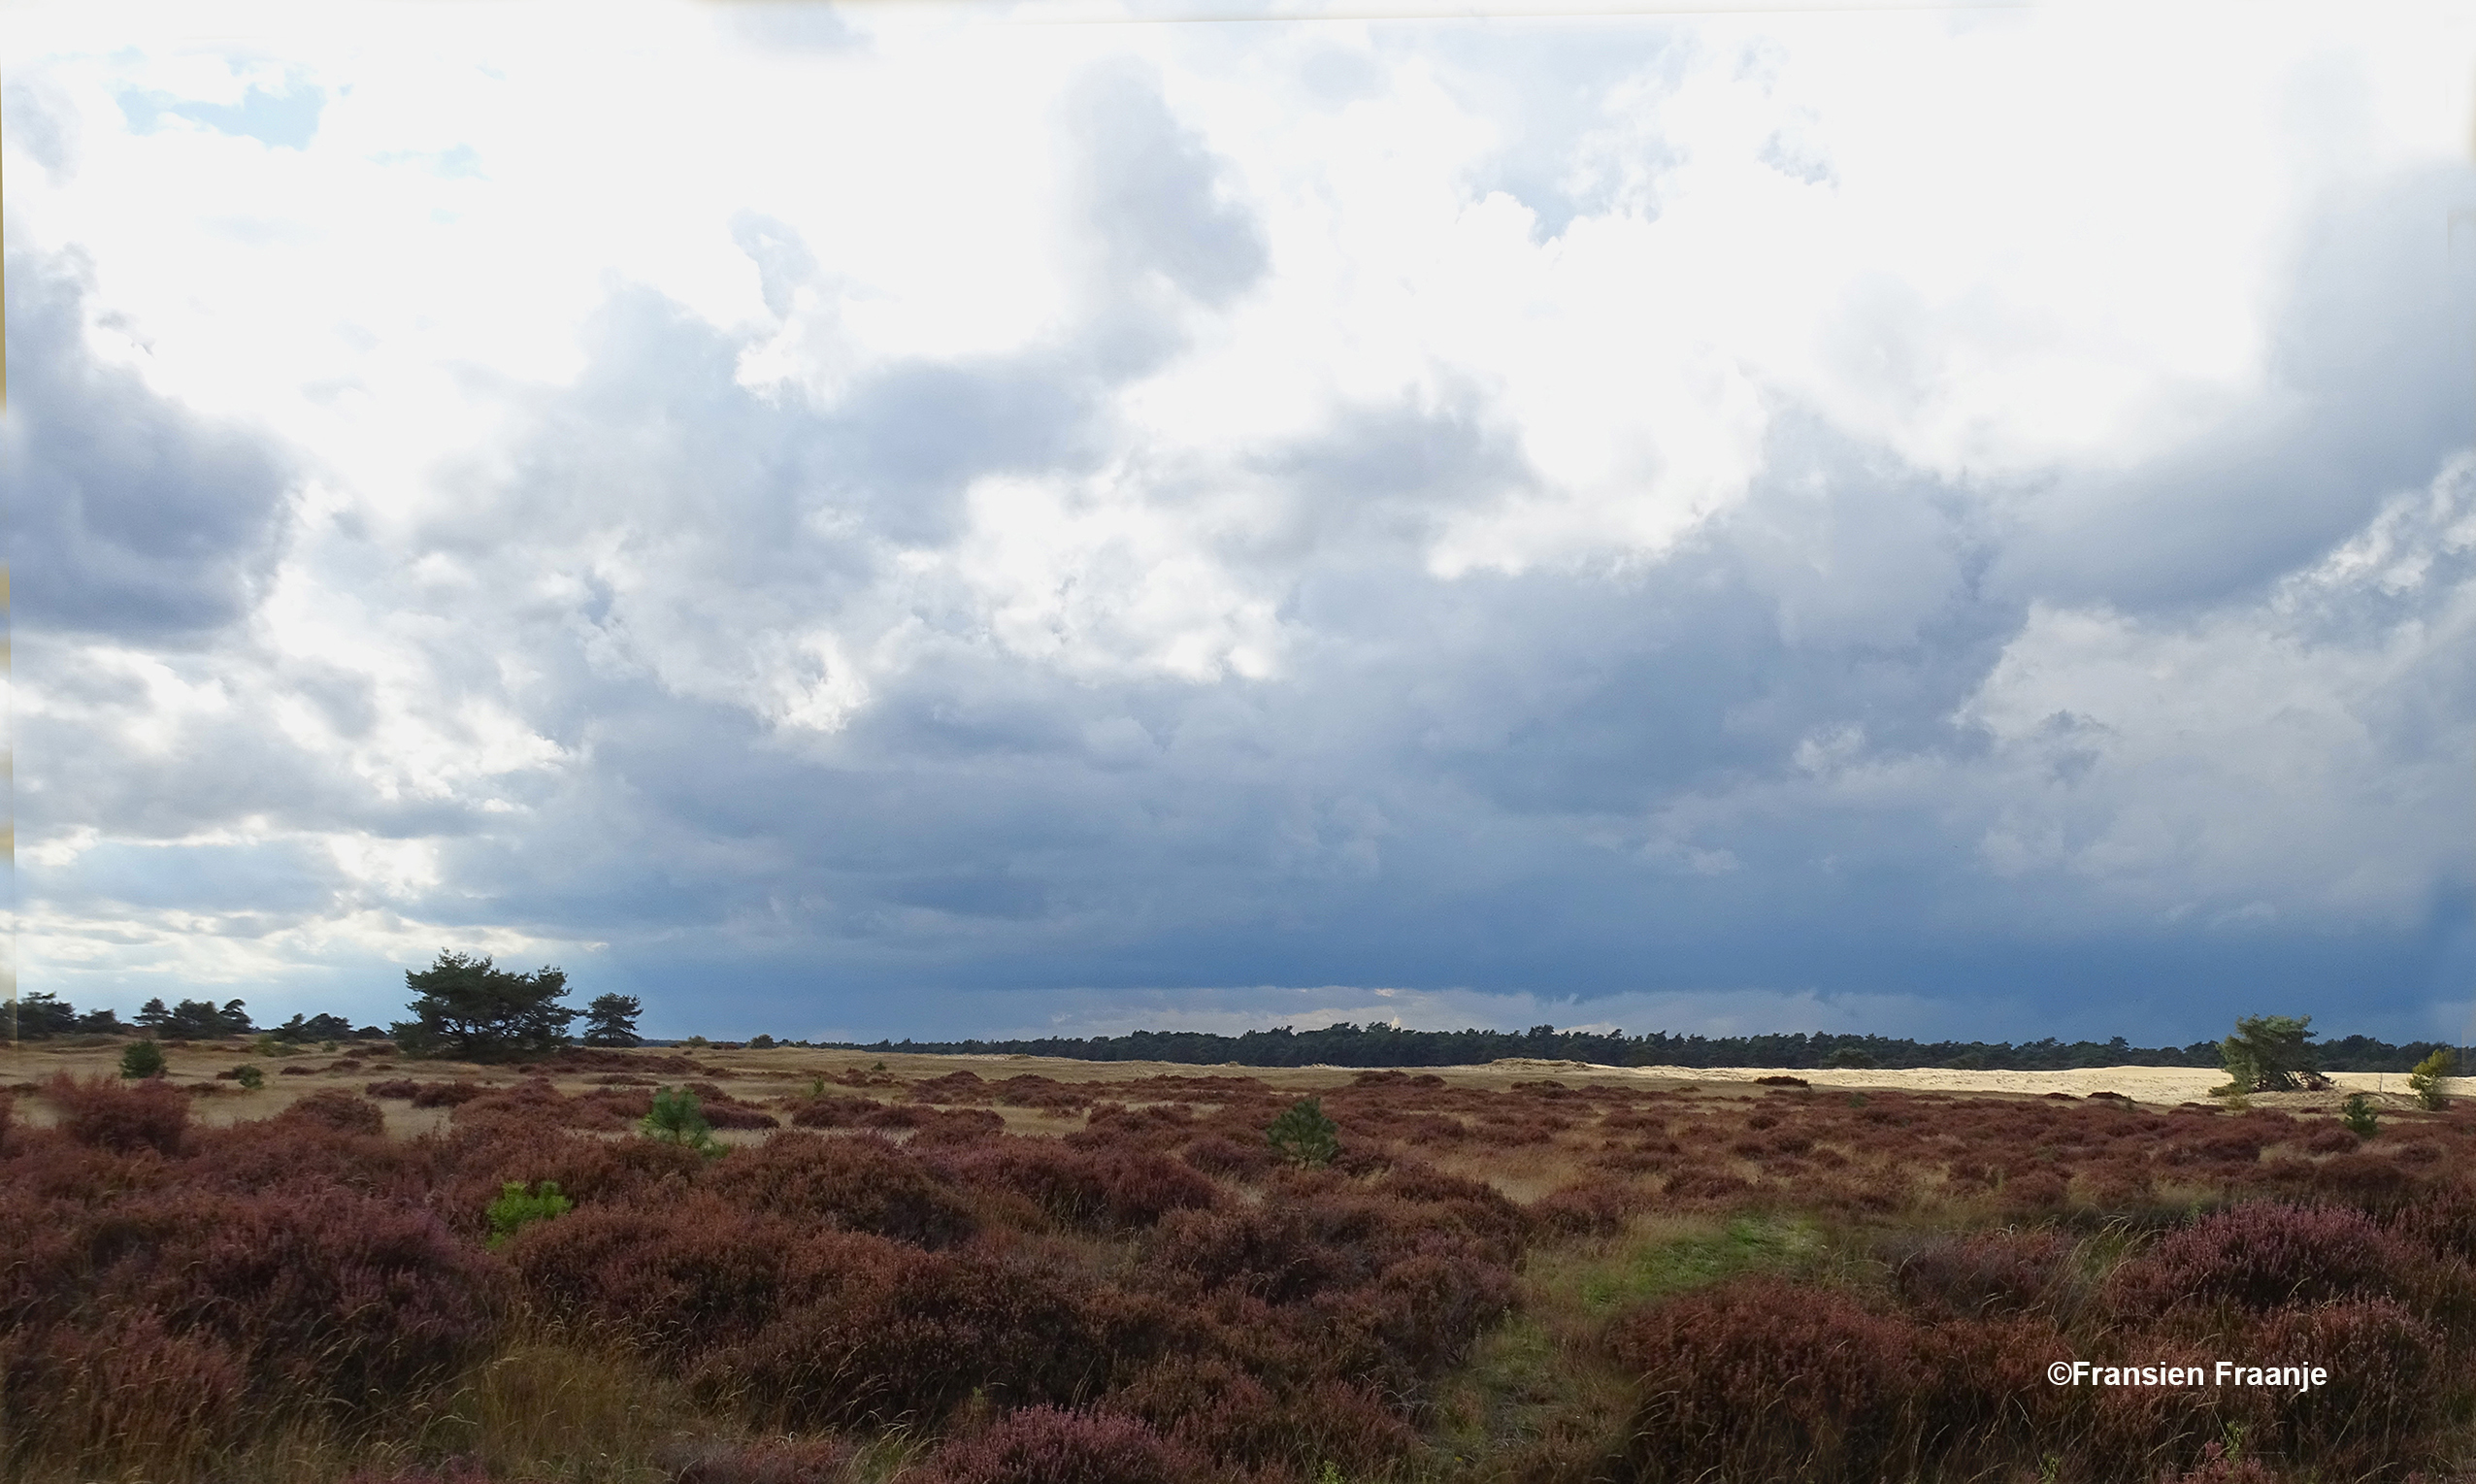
[[117, 82, 325, 149]]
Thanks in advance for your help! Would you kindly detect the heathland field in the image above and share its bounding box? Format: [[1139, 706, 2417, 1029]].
[[5, 1040, 2473, 1483]]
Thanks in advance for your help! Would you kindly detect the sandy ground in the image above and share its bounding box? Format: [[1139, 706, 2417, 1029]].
[[4, 1039, 2465, 1125]]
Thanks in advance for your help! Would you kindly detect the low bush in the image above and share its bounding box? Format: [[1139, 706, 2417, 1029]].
[[655, 1435, 858, 1484], [47, 1072, 189, 1155], [935, 1141, 1219, 1233], [909, 1406, 1222, 1484], [703, 1132, 978, 1247], [120, 1039, 168, 1079], [1606, 1274, 1930, 1483], [1887, 1228, 2078, 1320], [2106, 1203, 2416, 1315], [277, 1088, 389, 1136], [692, 1249, 1128, 1430]]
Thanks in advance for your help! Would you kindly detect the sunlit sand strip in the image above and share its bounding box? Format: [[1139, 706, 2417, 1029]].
[[1495, 1060, 2472, 1106]]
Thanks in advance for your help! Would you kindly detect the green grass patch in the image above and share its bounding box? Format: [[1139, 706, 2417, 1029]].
[[1566, 1211, 1825, 1314]]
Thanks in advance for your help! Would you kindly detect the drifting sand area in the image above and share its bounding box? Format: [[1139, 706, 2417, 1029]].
[[1571, 1061, 2472, 1110], [4, 1039, 2465, 1126]]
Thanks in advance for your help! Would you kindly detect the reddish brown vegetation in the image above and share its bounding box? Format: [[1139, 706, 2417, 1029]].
[[6, 1063, 2474, 1481]]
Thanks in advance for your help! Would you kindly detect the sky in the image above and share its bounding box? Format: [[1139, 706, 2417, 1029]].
[[4, 0, 2475, 1047]]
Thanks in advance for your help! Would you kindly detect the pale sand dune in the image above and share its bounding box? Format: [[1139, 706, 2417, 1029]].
[[1494, 1059, 2471, 1108]]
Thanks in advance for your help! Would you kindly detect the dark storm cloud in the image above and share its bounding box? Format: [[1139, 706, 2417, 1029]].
[[3, 249, 296, 638]]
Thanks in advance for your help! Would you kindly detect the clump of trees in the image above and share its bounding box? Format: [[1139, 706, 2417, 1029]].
[[392, 951, 578, 1061], [7, 992, 383, 1042]]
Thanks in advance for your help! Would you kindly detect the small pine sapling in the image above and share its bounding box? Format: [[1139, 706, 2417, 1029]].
[[2406, 1049, 2456, 1112], [233, 1064, 266, 1091], [486, 1179, 574, 1248], [1267, 1097, 1340, 1168], [2340, 1093, 2379, 1138], [119, 1039, 166, 1080], [643, 1084, 722, 1156]]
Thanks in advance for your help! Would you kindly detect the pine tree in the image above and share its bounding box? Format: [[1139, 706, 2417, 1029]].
[[580, 993, 644, 1048]]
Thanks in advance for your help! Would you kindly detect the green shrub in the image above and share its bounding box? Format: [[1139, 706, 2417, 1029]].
[[233, 1064, 265, 1091], [2214, 1014, 2319, 1094], [643, 1085, 721, 1156], [2407, 1049, 2455, 1111], [2341, 1093, 2379, 1138], [119, 1039, 167, 1080], [486, 1179, 574, 1249], [1266, 1097, 1339, 1168]]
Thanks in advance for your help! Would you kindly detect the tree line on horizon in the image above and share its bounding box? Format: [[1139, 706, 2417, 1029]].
[[825, 1021, 2473, 1073], [12, 968, 2467, 1074]]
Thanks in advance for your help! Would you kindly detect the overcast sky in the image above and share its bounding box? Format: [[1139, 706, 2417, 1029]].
[[6, 0, 2475, 1046]]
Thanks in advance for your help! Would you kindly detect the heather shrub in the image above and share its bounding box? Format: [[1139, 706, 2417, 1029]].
[[5, 1186, 501, 1453], [2107, 1203, 2416, 1315], [908, 1106, 1008, 1147], [693, 1249, 1123, 1429], [178, 1114, 436, 1206], [365, 1077, 423, 1100], [782, 1092, 889, 1128], [1607, 1275, 1931, 1483], [2298, 1122, 2358, 1154], [1887, 1228, 2078, 1319], [277, 1087, 389, 1136], [700, 1102, 782, 1131], [47, 1072, 189, 1155], [2166, 1440, 2278, 1484], [1180, 1133, 1271, 1180], [2245, 1298, 2447, 1472], [2308, 1150, 2423, 1212], [340, 1458, 499, 1483], [1532, 1179, 1637, 1237], [937, 1140, 1219, 1232], [411, 1080, 489, 1107], [4, 1309, 251, 1462], [702, 1132, 977, 1247], [1109, 1353, 1289, 1465], [505, 1197, 849, 1358], [909, 1406, 1223, 1484], [654, 1435, 858, 1484]]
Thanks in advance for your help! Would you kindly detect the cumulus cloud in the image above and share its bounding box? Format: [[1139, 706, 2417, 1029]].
[[4, 248, 297, 637]]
